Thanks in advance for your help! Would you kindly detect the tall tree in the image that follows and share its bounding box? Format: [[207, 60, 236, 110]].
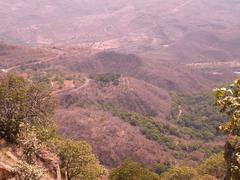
[[197, 153, 226, 179], [160, 166, 198, 180], [215, 79, 240, 179], [109, 160, 159, 180], [55, 139, 103, 180], [0, 74, 55, 142]]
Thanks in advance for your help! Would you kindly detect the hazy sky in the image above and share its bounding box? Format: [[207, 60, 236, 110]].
[[0, 0, 239, 47]]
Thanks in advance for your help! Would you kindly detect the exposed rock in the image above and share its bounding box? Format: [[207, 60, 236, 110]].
[[0, 162, 15, 180], [36, 149, 61, 180], [0, 139, 61, 180]]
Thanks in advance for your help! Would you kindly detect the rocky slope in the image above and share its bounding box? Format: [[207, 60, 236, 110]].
[[0, 139, 61, 180]]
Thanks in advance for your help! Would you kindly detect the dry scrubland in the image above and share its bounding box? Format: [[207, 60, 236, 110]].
[[0, 0, 240, 176]]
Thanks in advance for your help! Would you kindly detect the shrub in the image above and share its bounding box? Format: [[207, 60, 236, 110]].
[[14, 161, 46, 180], [90, 73, 120, 86], [214, 79, 240, 179], [55, 139, 104, 180], [153, 162, 171, 175], [197, 153, 226, 178], [161, 166, 198, 180], [109, 160, 159, 180], [17, 127, 41, 164], [0, 74, 55, 142]]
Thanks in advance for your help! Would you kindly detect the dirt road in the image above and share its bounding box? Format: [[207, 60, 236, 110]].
[[2, 49, 64, 72], [55, 77, 90, 95]]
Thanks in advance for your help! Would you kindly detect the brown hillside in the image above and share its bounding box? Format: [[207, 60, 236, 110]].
[[55, 108, 173, 167]]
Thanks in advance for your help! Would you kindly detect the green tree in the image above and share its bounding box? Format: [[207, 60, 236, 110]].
[[17, 126, 41, 164], [214, 80, 240, 135], [152, 162, 171, 175], [14, 161, 46, 180], [33, 122, 58, 143], [160, 166, 198, 180], [197, 153, 226, 179], [215, 79, 240, 179], [109, 160, 159, 180], [0, 74, 55, 142], [55, 139, 103, 180], [195, 174, 214, 180]]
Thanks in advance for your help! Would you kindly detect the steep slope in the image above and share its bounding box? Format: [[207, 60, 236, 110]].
[[0, 139, 61, 180], [0, 42, 60, 71], [59, 76, 171, 117], [0, 42, 237, 168], [55, 108, 172, 167], [53, 50, 229, 93]]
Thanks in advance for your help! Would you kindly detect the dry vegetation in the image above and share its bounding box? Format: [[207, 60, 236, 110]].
[[0, 0, 240, 171], [0, 41, 238, 168]]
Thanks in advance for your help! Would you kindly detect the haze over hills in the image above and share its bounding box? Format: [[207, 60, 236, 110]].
[[1, 0, 240, 73], [1, 0, 240, 55], [0, 0, 240, 170]]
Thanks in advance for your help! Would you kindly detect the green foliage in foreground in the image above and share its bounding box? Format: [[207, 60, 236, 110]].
[[54, 139, 104, 180], [0, 74, 55, 142], [197, 153, 226, 178], [14, 161, 46, 180], [109, 160, 159, 180], [161, 153, 226, 180], [152, 162, 171, 175], [0, 74, 103, 180], [160, 166, 198, 180], [111, 153, 226, 180], [214, 79, 240, 179]]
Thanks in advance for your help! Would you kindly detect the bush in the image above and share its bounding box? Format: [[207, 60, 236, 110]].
[[109, 160, 159, 180], [197, 153, 226, 178], [17, 126, 41, 164], [55, 139, 104, 180], [161, 166, 198, 180], [34, 123, 58, 143], [90, 73, 120, 86], [0, 74, 55, 142], [195, 174, 214, 180], [14, 161, 46, 180], [153, 162, 171, 175], [214, 80, 240, 179]]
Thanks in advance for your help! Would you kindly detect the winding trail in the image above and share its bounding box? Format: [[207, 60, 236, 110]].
[[2, 49, 64, 72], [70, 77, 90, 93], [55, 77, 90, 95]]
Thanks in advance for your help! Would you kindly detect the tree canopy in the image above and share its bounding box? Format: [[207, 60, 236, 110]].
[[160, 166, 198, 180], [197, 153, 226, 179], [0, 74, 55, 142], [55, 139, 103, 180], [109, 160, 159, 180], [215, 79, 240, 179], [0, 74, 104, 180]]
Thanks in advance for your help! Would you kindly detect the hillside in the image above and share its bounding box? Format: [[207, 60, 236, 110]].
[[0, 42, 236, 168], [1, 0, 240, 179]]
